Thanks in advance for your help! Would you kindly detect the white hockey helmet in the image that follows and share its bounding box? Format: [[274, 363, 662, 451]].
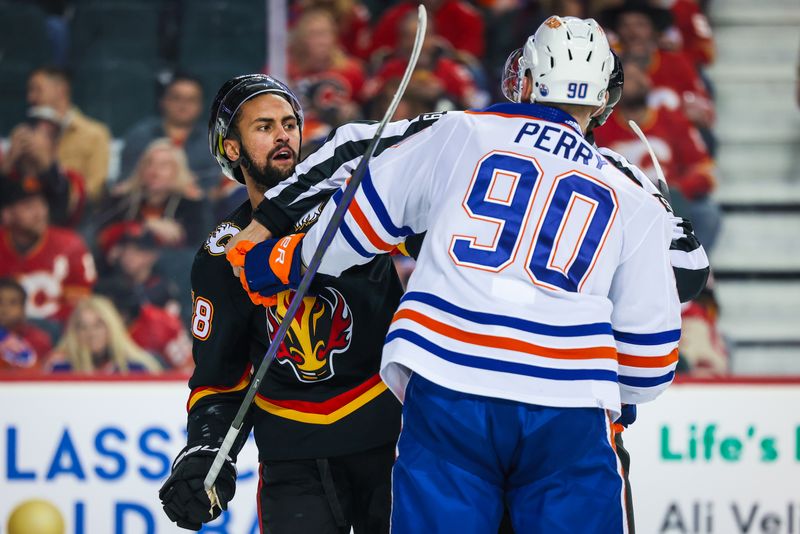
[[502, 16, 613, 107]]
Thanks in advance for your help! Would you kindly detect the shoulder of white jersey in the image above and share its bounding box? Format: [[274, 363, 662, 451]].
[[595, 150, 667, 226], [597, 146, 660, 195]]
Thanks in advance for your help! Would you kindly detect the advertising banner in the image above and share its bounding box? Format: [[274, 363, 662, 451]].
[[2, 378, 799, 533], [1, 379, 260, 533], [623, 381, 800, 534]]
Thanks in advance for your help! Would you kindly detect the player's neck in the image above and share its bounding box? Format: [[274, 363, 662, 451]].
[[551, 104, 592, 132], [244, 177, 267, 210]]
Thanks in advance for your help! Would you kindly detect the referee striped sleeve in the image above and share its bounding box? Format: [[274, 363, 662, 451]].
[[255, 113, 444, 236]]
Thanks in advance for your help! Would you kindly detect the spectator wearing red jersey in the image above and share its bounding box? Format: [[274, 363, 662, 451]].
[[602, 1, 714, 130], [371, 0, 485, 63], [295, 0, 373, 60], [0, 176, 96, 324], [0, 278, 52, 371], [364, 11, 477, 108], [120, 74, 221, 193], [98, 138, 210, 252], [288, 7, 366, 140], [46, 296, 162, 374], [660, 0, 714, 67], [129, 304, 192, 372], [2, 107, 86, 227], [593, 59, 721, 250], [95, 277, 192, 372], [27, 66, 111, 202]]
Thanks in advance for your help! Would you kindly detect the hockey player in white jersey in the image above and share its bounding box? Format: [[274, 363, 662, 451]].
[[233, 16, 681, 533]]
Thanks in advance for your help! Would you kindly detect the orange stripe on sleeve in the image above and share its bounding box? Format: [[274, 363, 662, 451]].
[[348, 198, 396, 252], [617, 349, 679, 369]]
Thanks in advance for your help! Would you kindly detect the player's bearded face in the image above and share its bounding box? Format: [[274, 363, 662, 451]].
[[234, 94, 302, 190], [242, 140, 298, 189]]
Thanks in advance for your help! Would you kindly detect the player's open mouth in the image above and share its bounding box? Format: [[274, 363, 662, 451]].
[[272, 148, 293, 161]]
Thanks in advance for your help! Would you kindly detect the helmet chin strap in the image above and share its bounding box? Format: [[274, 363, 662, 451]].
[[232, 151, 254, 186], [227, 131, 253, 176], [238, 154, 252, 171], [589, 91, 610, 118]]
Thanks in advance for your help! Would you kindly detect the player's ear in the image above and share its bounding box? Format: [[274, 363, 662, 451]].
[[223, 138, 240, 162]]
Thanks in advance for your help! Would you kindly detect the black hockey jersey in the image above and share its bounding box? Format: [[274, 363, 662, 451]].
[[186, 201, 402, 461]]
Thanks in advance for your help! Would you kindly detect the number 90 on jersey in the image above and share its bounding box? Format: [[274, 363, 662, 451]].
[[449, 151, 618, 293]]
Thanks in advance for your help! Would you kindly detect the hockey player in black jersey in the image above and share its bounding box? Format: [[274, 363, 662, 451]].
[[158, 75, 404, 533]]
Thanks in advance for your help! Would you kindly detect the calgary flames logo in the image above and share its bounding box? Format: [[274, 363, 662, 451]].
[[266, 287, 353, 383], [204, 222, 240, 256]]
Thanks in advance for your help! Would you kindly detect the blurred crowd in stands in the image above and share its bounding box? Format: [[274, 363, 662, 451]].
[[0, 0, 729, 377]]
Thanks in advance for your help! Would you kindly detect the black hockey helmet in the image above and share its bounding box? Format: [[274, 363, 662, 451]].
[[590, 50, 624, 130], [208, 74, 304, 184]]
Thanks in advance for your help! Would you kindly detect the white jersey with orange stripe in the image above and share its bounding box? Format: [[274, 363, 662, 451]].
[[300, 102, 682, 418]]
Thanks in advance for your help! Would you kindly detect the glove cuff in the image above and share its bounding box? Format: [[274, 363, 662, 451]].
[[268, 233, 305, 285], [226, 240, 257, 269], [172, 444, 237, 477]]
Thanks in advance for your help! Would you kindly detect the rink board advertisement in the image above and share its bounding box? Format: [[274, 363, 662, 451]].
[[0, 379, 260, 534], [623, 381, 800, 534], [1, 378, 800, 533]]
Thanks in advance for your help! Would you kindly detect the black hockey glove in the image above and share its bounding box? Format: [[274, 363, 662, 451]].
[[159, 444, 237, 531]]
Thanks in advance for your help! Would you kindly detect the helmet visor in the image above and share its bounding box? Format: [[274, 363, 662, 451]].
[[501, 48, 524, 103]]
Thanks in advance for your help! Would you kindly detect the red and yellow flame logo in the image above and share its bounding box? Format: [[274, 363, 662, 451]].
[[267, 287, 353, 382]]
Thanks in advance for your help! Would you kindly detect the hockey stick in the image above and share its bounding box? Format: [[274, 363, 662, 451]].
[[202, 4, 428, 511], [628, 119, 672, 202]]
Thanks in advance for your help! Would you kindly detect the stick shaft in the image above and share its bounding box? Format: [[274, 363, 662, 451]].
[[203, 4, 428, 494], [628, 119, 672, 202]]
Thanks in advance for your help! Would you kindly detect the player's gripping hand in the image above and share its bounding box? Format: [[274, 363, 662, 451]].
[[617, 404, 637, 428], [227, 233, 305, 302], [224, 219, 273, 277], [159, 444, 237, 531], [226, 241, 277, 307]]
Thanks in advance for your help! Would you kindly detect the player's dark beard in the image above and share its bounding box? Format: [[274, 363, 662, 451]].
[[241, 143, 297, 192]]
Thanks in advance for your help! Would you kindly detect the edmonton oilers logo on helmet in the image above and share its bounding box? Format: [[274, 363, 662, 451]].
[[539, 84, 549, 97], [266, 287, 353, 382]]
